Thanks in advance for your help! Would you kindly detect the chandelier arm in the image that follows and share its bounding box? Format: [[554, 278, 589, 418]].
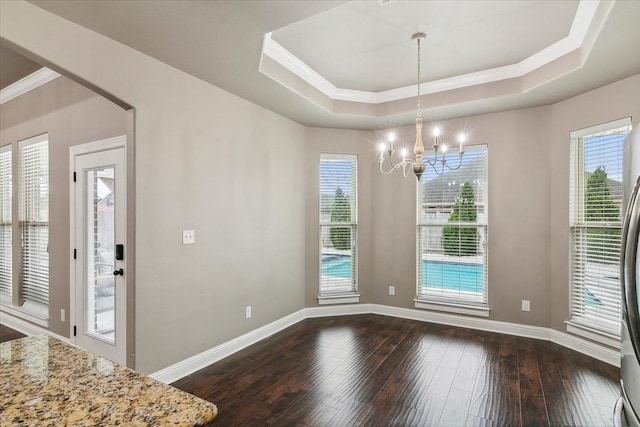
[[388, 154, 401, 170], [424, 155, 436, 167], [378, 161, 398, 175], [444, 160, 463, 171]]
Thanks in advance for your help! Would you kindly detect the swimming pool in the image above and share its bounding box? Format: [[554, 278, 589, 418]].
[[321, 255, 484, 292]]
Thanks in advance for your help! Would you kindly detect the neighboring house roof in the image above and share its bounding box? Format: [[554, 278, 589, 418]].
[[422, 157, 485, 205]]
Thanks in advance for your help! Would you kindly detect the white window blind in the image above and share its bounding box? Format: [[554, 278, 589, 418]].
[[319, 154, 357, 295], [417, 145, 488, 306], [569, 119, 630, 336], [0, 146, 11, 298], [19, 134, 49, 307]]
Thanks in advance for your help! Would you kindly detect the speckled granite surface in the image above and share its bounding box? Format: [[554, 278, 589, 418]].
[[0, 335, 217, 426]]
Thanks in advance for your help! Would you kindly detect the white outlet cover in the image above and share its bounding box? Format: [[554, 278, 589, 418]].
[[245, 306, 252, 319], [522, 300, 531, 312], [182, 229, 195, 245], [389, 286, 395, 296]]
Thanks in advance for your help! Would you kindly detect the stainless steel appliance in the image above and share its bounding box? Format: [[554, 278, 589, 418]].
[[617, 125, 640, 427]]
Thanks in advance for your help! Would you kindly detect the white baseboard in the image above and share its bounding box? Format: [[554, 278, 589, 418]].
[[370, 304, 550, 340], [305, 303, 372, 318], [550, 329, 619, 367], [149, 309, 307, 384], [0, 310, 69, 343], [149, 303, 620, 383]]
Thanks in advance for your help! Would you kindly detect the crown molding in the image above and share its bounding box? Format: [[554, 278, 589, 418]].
[[0, 67, 61, 105], [259, 0, 613, 109]]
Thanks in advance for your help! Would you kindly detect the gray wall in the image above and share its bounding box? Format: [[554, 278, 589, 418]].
[[1, 1, 306, 374], [549, 75, 640, 331], [307, 74, 640, 332], [369, 107, 552, 326], [0, 76, 127, 337], [3, 1, 640, 375]]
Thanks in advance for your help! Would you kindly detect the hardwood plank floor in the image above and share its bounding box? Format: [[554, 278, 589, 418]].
[[171, 315, 620, 426], [0, 324, 26, 343], [0, 316, 619, 426]]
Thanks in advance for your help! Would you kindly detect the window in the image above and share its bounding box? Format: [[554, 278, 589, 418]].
[[416, 145, 488, 313], [18, 134, 49, 314], [319, 154, 357, 301], [0, 146, 11, 301], [569, 118, 631, 338]]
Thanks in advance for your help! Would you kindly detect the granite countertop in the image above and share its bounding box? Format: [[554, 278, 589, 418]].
[[0, 335, 217, 426]]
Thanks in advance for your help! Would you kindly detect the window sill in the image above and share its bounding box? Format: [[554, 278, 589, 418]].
[[565, 320, 620, 349], [318, 294, 360, 305], [414, 299, 490, 317], [0, 302, 49, 328]]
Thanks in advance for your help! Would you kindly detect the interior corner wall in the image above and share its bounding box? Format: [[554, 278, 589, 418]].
[[0, 76, 127, 337], [304, 73, 640, 336], [369, 107, 553, 327], [304, 127, 375, 306], [1, 0, 307, 374], [548, 73, 640, 333]]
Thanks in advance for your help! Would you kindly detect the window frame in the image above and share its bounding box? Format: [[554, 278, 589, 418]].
[[414, 144, 489, 317], [567, 117, 631, 343], [0, 145, 12, 305], [318, 153, 359, 304]]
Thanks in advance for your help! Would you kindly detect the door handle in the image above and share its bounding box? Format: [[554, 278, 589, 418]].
[[113, 268, 124, 276]]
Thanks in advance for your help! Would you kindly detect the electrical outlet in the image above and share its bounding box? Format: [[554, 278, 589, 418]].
[[389, 286, 396, 296], [522, 300, 530, 312], [61, 309, 65, 322], [182, 229, 195, 245], [245, 306, 252, 319]]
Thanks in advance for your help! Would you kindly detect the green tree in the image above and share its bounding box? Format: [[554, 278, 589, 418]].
[[330, 187, 351, 250], [585, 166, 620, 262], [442, 180, 478, 256]]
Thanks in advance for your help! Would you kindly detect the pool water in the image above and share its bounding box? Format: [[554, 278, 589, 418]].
[[321, 254, 352, 278], [421, 260, 483, 293], [321, 255, 484, 292]]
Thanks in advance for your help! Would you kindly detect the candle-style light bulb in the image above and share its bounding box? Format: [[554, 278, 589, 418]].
[[433, 127, 441, 137], [388, 132, 396, 151], [401, 148, 408, 161], [458, 134, 466, 153], [378, 143, 386, 160]]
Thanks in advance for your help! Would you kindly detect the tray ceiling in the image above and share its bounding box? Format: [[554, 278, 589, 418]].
[[5, 0, 640, 129]]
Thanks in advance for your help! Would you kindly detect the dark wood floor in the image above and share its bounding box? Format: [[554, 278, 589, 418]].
[[0, 324, 26, 343], [0, 316, 619, 426], [172, 315, 620, 427]]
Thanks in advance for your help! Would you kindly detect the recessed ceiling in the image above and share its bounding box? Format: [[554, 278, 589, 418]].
[[270, 1, 578, 92], [11, 0, 640, 130]]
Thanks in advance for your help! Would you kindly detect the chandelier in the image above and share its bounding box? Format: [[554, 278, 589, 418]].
[[379, 32, 466, 180]]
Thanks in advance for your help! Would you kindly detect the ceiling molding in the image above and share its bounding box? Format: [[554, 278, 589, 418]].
[[0, 67, 61, 105], [259, 0, 614, 114]]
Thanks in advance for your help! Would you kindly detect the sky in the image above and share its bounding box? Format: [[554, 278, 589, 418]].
[[583, 132, 625, 182]]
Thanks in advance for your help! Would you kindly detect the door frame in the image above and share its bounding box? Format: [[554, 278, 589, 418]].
[[69, 135, 128, 363]]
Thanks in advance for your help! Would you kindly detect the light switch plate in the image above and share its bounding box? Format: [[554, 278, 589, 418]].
[[182, 230, 195, 245], [522, 300, 530, 312], [245, 306, 252, 319], [389, 286, 395, 296]]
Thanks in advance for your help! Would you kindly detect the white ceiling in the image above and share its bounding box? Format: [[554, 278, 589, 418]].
[[272, 1, 578, 92], [10, 0, 640, 130]]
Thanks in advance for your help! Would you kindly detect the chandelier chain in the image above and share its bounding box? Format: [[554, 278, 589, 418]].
[[378, 32, 465, 180], [417, 37, 421, 118]]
